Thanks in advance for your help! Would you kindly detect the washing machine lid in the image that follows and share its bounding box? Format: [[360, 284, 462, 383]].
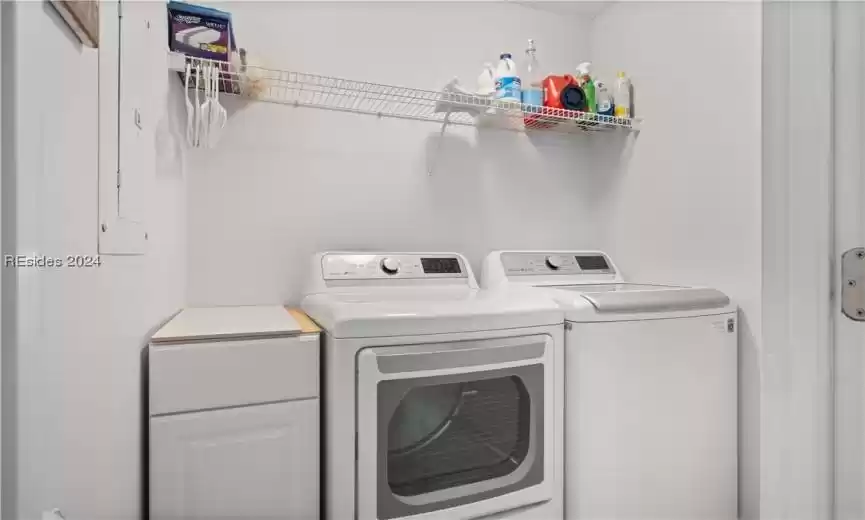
[[301, 288, 563, 338], [536, 283, 733, 320]]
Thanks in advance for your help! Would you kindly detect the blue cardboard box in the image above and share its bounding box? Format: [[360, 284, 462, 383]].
[[167, 2, 239, 93], [168, 1, 236, 61]]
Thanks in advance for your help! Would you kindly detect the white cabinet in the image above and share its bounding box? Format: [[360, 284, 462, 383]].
[[150, 400, 319, 520], [149, 306, 321, 520]]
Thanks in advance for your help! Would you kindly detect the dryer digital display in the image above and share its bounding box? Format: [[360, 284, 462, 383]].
[[421, 257, 461, 274], [575, 255, 610, 271]]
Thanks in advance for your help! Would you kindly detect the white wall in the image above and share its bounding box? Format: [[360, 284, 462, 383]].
[[187, 6, 764, 514], [181, 3, 848, 520], [186, 2, 620, 305], [4, 3, 186, 519], [0, 1, 775, 518], [590, 3, 763, 518]]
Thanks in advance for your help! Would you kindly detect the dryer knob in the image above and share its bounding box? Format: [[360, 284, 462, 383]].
[[545, 256, 564, 270], [380, 257, 400, 275]]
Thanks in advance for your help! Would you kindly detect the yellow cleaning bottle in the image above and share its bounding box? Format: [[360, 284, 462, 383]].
[[614, 71, 632, 118]]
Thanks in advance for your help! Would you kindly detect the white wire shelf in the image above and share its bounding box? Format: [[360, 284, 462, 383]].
[[174, 54, 642, 135]]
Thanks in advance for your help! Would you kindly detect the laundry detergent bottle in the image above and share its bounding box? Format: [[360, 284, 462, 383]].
[[596, 81, 614, 117], [575, 62, 596, 113], [495, 53, 521, 103], [477, 62, 496, 96]]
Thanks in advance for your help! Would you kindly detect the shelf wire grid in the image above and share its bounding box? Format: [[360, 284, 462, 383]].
[[184, 56, 641, 134]]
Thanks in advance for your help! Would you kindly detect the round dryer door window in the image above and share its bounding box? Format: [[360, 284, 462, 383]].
[[375, 360, 545, 519], [387, 377, 530, 495]]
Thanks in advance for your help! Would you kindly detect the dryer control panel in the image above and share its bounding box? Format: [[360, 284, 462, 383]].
[[322, 253, 469, 280], [501, 252, 616, 276]]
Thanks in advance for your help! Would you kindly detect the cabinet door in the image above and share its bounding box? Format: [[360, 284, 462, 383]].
[[150, 399, 319, 520]]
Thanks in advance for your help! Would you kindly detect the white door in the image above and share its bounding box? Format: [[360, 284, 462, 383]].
[[150, 400, 319, 520], [834, 2, 865, 518]]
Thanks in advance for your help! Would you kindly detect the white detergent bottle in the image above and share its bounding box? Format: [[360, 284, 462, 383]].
[[477, 63, 496, 96], [495, 53, 521, 103]]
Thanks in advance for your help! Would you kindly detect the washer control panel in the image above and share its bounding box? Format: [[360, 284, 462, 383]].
[[501, 252, 615, 276], [322, 253, 468, 280]]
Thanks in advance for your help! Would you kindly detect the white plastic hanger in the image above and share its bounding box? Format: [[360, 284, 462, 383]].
[[193, 65, 203, 147], [199, 63, 212, 147], [184, 62, 194, 146], [209, 65, 228, 148]]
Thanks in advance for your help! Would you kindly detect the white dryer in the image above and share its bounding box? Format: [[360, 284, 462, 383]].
[[302, 252, 565, 520], [482, 251, 738, 520]]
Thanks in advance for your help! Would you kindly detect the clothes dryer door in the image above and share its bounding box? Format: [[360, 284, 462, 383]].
[[356, 335, 553, 520]]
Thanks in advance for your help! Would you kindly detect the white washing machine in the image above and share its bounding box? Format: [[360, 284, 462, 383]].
[[301, 252, 565, 520], [482, 251, 738, 520]]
